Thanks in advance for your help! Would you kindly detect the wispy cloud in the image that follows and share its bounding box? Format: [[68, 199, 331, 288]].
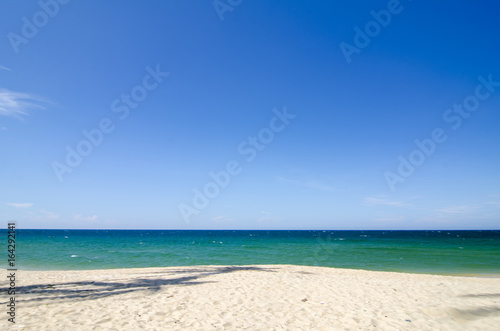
[[0, 88, 47, 118], [23, 209, 60, 221], [73, 214, 99, 223], [373, 215, 407, 223], [5, 202, 33, 208], [212, 215, 235, 223], [363, 197, 410, 207], [436, 205, 477, 214], [485, 195, 500, 206], [257, 210, 283, 223], [0, 65, 11, 71], [40, 209, 60, 220]]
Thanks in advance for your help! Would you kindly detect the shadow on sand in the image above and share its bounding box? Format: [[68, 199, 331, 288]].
[[8, 266, 277, 305]]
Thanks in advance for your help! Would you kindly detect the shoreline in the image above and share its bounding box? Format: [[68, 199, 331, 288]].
[[6, 264, 500, 278], [3, 264, 500, 330]]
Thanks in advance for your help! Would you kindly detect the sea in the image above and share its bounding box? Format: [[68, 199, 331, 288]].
[[3, 230, 500, 275]]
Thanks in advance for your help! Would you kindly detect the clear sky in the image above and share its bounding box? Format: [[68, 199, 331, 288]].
[[1, 0, 499, 230]]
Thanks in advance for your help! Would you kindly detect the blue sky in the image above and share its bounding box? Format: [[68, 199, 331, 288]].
[[1, 0, 499, 229]]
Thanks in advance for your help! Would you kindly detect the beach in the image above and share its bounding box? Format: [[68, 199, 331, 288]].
[[3, 265, 500, 330]]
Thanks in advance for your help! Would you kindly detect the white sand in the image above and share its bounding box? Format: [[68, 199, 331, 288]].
[[3, 265, 500, 330]]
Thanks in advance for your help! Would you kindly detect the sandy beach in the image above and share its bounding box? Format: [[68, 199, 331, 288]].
[[3, 265, 500, 330]]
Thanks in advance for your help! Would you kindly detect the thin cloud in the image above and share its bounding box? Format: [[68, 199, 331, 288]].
[[437, 205, 476, 214], [40, 209, 59, 220], [373, 215, 407, 223], [212, 215, 235, 223], [257, 210, 283, 223], [485, 196, 500, 206], [23, 209, 60, 221], [363, 197, 410, 207], [73, 214, 99, 222], [0, 65, 11, 71], [5, 202, 33, 208], [0, 88, 47, 118]]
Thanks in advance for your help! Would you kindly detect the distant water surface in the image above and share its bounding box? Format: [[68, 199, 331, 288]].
[[2, 230, 500, 275]]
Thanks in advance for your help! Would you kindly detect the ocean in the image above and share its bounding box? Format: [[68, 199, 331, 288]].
[[3, 230, 500, 275]]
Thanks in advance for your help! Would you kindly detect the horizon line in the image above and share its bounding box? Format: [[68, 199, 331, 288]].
[[4, 228, 499, 231]]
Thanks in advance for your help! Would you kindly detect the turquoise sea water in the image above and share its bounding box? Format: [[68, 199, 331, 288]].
[[2, 230, 500, 275]]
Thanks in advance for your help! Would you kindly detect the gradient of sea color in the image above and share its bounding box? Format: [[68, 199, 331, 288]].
[[2, 230, 500, 275]]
